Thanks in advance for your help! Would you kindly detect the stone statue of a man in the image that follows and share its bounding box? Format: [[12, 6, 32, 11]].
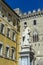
[[22, 22, 30, 46]]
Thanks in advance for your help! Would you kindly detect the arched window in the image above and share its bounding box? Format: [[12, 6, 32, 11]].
[[33, 31, 39, 42]]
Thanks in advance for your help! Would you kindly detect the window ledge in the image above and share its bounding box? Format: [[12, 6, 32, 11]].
[[0, 55, 16, 61]]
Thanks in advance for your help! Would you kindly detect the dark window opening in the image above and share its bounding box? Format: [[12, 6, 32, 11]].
[[33, 20, 36, 25], [5, 47, 9, 58], [11, 48, 15, 60], [12, 32, 15, 41], [1, 24, 4, 34], [7, 28, 10, 38]]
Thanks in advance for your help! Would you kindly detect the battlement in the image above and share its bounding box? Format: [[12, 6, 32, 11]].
[[14, 8, 43, 19], [23, 8, 41, 15], [21, 8, 43, 19]]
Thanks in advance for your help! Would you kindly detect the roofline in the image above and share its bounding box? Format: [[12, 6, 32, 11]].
[[2, 0, 20, 18]]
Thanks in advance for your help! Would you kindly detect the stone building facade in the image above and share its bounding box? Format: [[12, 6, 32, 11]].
[[19, 9, 43, 65], [14, 8, 43, 65]]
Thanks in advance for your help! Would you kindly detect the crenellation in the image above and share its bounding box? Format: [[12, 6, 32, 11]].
[[38, 8, 41, 12], [28, 11, 31, 14], [14, 8, 43, 19], [23, 12, 27, 16], [33, 10, 36, 13], [20, 9, 43, 19]]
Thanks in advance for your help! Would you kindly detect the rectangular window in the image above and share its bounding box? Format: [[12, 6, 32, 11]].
[[0, 23, 4, 34], [7, 13, 12, 22], [12, 32, 16, 41], [7, 28, 10, 38], [33, 20, 36, 25], [0, 44, 3, 56], [5, 46, 9, 58], [13, 19, 16, 26], [11, 47, 15, 60]]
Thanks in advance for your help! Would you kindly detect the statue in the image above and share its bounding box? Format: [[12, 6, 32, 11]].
[[22, 22, 31, 46]]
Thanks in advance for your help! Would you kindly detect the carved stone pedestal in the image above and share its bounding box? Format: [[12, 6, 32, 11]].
[[19, 45, 35, 65]]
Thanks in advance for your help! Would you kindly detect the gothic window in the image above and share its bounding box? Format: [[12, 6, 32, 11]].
[[33, 31, 39, 42], [33, 20, 36, 25], [5, 46, 9, 58]]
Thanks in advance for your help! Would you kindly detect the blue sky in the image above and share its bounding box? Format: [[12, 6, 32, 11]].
[[5, 0, 43, 13]]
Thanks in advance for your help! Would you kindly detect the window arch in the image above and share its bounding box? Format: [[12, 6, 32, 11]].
[[33, 31, 39, 42]]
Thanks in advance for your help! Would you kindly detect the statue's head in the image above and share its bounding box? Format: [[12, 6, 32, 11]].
[[24, 22, 27, 29]]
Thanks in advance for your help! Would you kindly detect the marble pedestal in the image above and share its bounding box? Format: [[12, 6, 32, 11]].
[[19, 45, 34, 65]]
